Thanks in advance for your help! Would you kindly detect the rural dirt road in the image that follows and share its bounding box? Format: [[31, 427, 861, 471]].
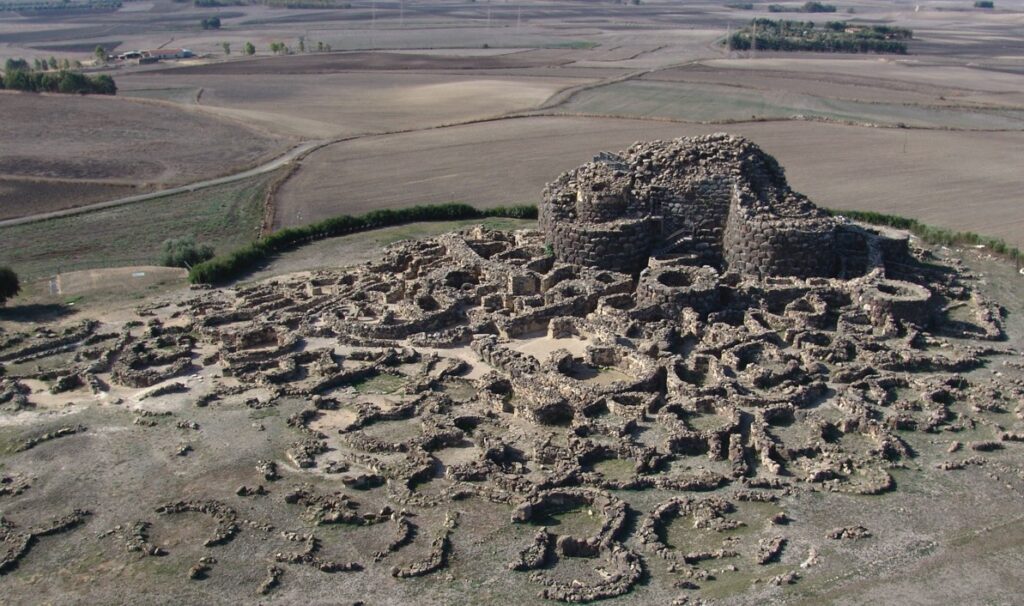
[[0, 139, 330, 227]]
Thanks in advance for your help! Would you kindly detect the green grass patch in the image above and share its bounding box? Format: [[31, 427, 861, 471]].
[[0, 426, 25, 456], [249, 407, 280, 420], [119, 87, 200, 104], [528, 505, 605, 536], [352, 373, 406, 394], [592, 458, 635, 482], [545, 40, 599, 49], [0, 171, 277, 280]]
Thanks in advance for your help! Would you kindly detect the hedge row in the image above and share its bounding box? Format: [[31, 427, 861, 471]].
[[829, 208, 1023, 265], [188, 203, 538, 284]]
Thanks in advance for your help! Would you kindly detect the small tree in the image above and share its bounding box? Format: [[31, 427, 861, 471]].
[[93, 74, 117, 95], [221, 41, 231, 55], [160, 236, 215, 269], [4, 58, 29, 73], [298, 36, 305, 53], [243, 42, 256, 56], [94, 45, 107, 65], [0, 267, 19, 306], [58, 71, 88, 94], [3, 69, 30, 91], [48, 56, 58, 70]]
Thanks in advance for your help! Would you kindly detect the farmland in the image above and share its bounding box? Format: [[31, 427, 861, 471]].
[[0, 91, 288, 216], [272, 115, 1024, 248], [120, 69, 591, 138], [2, 0, 1024, 604], [0, 169, 278, 279]]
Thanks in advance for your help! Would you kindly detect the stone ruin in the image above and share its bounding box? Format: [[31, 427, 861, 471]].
[[542, 133, 887, 278], [1, 134, 1022, 603]]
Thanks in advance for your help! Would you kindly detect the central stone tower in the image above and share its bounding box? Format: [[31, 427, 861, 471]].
[[539, 133, 839, 278]]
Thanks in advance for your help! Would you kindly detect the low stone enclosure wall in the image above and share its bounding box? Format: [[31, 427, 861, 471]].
[[70, 215, 1001, 601]]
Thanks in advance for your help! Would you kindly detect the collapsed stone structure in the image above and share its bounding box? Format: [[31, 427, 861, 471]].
[[1, 135, 1021, 603]]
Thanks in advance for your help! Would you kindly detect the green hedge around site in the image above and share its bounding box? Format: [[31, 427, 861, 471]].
[[188, 203, 538, 284]]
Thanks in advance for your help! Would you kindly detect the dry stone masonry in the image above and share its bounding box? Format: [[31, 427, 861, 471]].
[[0, 135, 1022, 603], [541, 134, 851, 277]]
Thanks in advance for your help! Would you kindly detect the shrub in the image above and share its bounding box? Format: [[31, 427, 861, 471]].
[[802, 1, 836, 12], [161, 236, 215, 269], [974, 0, 994, 7], [0, 266, 20, 306]]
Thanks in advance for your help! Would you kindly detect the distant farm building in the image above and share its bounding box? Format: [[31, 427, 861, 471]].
[[116, 48, 194, 63]]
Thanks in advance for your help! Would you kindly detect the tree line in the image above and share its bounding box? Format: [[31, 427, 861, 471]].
[[222, 38, 332, 56], [768, 1, 836, 12], [1, 58, 116, 94], [726, 19, 912, 54]]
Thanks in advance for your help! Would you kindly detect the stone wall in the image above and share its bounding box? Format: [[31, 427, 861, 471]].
[[546, 217, 657, 274], [722, 188, 837, 279]]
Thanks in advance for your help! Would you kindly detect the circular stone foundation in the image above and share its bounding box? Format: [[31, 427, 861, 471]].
[[635, 265, 721, 316]]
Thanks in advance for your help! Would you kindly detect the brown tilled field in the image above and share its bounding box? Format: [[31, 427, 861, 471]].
[[0, 91, 288, 216], [119, 71, 593, 138], [158, 49, 577, 75], [0, 178, 137, 221]]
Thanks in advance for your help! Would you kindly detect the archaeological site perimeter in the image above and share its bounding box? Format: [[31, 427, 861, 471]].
[[1, 134, 1023, 604]]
